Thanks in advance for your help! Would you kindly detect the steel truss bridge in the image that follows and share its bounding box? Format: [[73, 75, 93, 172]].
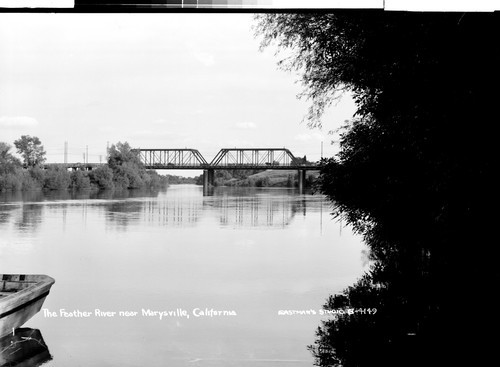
[[134, 148, 320, 193], [134, 148, 319, 170]]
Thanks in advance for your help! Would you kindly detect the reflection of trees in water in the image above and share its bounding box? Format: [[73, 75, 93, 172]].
[[0, 328, 52, 366], [309, 240, 472, 367], [0, 205, 15, 225], [0, 189, 165, 231], [14, 203, 43, 233], [104, 201, 145, 229]]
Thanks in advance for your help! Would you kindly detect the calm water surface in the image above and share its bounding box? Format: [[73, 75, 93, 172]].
[[0, 185, 366, 367]]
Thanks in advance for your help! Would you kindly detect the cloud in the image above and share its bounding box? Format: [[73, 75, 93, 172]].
[[0, 116, 39, 128], [186, 42, 215, 67], [235, 122, 257, 129]]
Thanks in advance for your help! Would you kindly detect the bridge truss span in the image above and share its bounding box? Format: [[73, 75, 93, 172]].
[[134, 149, 208, 169], [210, 148, 297, 168]]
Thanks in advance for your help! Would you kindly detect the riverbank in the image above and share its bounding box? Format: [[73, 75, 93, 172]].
[[213, 169, 319, 188], [0, 166, 168, 192]]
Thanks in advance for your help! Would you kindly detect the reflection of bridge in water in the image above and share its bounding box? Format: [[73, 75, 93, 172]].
[[140, 197, 203, 227], [214, 194, 303, 228], [132, 189, 311, 229]]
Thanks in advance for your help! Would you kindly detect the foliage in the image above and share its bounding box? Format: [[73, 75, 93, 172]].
[[13, 135, 46, 167], [0, 172, 22, 191], [107, 142, 142, 170], [89, 165, 114, 190], [28, 166, 45, 187], [210, 169, 309, 188], [70, 170, 91, 190], [256, 11, 498, 367], [194, 175, 204, 185], [166, 174, 200, 185], [107, 142, 148, 189], [1, 138, 166, 192], [0, 142, 22, 175], [43, 167, 71, 190]]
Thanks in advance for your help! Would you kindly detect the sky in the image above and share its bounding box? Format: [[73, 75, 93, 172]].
[[0, 13, 357, 176]]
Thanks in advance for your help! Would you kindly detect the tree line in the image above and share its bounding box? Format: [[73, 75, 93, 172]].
[[0, 136, 167, 192]]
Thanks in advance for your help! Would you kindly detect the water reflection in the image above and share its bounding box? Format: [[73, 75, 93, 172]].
[[0, 205, 15, 225], [0, 185, 364, 367], [1, 186, 328, 232], [107, 186, 324, 230], [211, 192, 300, 228], [0, 328, 52, 367], [0, 188, 163, 204], [0, 203, 43, 234], [16, 204, 44, 234], [141, 196, 202, 227]]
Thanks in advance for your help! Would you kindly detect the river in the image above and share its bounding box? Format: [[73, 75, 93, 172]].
[[0, 185, 366, 367]]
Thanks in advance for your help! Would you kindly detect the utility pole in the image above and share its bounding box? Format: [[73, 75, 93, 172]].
[[86, 145, 88, 164], [321, 141, 323, 159], [64, 141, 68, 163]]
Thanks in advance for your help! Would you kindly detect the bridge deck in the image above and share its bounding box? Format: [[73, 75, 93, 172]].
[[142, 164, 320, 170]]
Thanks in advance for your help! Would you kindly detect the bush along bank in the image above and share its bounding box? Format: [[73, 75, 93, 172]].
[[211, 169, 319, 188], [0, 165, 168, 192], [0, 141, 168, 192]]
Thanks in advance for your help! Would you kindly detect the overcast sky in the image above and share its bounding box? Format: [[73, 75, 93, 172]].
[[0, 13, 356, 175]]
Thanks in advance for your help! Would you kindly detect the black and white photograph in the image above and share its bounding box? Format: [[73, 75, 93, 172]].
[[1, 1, 498, 366]]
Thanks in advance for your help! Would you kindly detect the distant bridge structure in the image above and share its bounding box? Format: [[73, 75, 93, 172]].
[[134, 147, 320, 193], [135, 148, 318, 170], [210, 148, 295, 169], [137, 149, 208, 169]]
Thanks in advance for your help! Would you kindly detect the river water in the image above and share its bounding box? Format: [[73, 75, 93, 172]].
[[0, 185, 366, 367]]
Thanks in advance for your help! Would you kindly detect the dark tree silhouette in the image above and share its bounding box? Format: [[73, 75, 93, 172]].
[[256, 11, 499, 367]]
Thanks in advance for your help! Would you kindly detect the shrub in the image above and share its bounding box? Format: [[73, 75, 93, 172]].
[[89, 166, 114, 190], [43, 167, 71, 190], [70, 170, 91, 190]]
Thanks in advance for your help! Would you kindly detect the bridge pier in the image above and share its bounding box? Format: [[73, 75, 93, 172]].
[[298, 169, 307, 194], [203, 169, 215, 194]]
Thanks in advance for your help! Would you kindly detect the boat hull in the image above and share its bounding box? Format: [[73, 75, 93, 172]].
[[0, 274, 55, 338]]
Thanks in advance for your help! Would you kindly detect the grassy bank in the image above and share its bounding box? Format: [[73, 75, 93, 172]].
[[214, 169, 319, 188]]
